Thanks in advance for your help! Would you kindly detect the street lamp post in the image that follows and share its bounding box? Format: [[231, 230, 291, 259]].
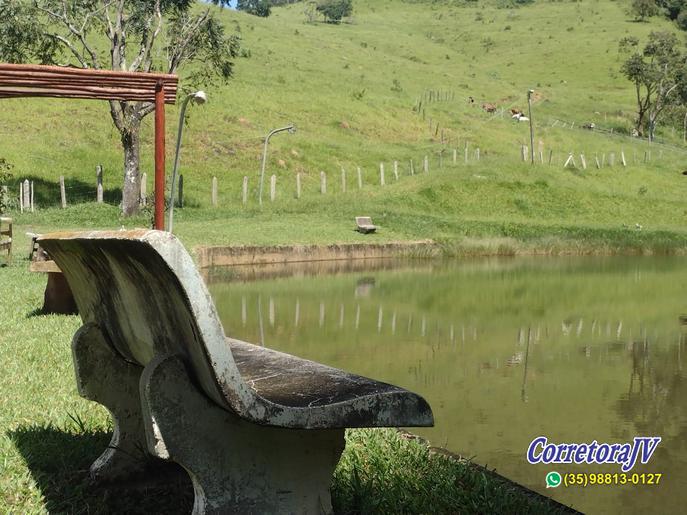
[[527, 89, 535, 165], [168, 91, 207, 233], [259, 125, 296, 206]]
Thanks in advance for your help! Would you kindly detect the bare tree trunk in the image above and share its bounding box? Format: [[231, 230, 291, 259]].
[[121, 124, 142, 216]]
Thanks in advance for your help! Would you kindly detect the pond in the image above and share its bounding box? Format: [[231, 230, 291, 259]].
[[207, 256, 687, 514]]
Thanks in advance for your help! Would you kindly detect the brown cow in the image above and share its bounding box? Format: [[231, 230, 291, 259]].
[[482, 102, 497, 113]]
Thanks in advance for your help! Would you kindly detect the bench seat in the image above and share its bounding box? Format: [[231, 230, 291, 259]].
[[230, 338, 432, 428]]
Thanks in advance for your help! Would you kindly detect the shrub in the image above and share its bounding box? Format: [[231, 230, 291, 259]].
[[0, 158, 13, 214]]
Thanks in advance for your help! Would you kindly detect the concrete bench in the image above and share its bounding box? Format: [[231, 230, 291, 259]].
[[39, 230, 433, 514], [355, 216, 377, 234], [0, 216, 11, 264]]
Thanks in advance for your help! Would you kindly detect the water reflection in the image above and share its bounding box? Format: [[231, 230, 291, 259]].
[[208, 256, 687, 514]]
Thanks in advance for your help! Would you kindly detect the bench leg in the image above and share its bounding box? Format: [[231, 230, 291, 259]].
[[140, 354, 345, 515], [72, 323, 150, 481]]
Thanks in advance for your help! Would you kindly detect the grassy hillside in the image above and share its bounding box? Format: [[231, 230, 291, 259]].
[[1, 0, 686, 250]]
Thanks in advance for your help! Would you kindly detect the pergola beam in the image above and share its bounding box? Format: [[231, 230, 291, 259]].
[[0, 63, 178, 230]]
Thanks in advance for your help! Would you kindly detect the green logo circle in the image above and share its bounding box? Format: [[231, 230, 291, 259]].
[[546, 471, 562, 488]]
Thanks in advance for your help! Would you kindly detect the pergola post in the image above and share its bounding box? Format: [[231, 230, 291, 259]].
[[154, 81, 166, 231]]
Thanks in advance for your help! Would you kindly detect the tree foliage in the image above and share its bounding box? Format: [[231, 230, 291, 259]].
[[0, 1, 240, 216], [316, 0, 353, 23], [620, 31, 687, 140], [630, 0, 659, 21], [237, 0, 272, 17]]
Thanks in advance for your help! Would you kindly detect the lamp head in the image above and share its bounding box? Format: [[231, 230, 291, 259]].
[[192, 90, 207, 104]]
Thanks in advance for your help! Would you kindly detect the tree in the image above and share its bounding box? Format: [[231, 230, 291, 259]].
[[237, 0, 272, 17], [621, 31, 687, 141], [0, 1, 240, 216], [630, 0, 659, 21], [316, 0, 353, 23]]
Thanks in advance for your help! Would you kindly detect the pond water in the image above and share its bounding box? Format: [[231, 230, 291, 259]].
[[207, 256, 687, 514]]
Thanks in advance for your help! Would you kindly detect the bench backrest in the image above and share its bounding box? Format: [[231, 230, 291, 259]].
[[39, 230, 255, 415], [355, 216, 373, 226], [0, 216, 11, 236]]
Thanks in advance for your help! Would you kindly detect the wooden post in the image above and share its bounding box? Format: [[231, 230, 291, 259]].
[[380, 163, 385, 186], [621, 151, 627, 167], [19, 182, 23, 213], [464, 146, 468, 164], [476, 148, 480, 161], [595, 155, 601, 169], [211, 176, 218, 207], [140, 172, 147, 206], [548, 149, 553, 165], [154, 81, 166, 230], [409, 159, 414, 175], [357, 167, 362, 189], [453, 148, 457, 164], [320, 171, 327, 194], [295, 173, 301, 199], [580, 154, 587, 170], [30, 181, 34, 212], [22, 179, 30, 210], [178, 174, 184, 207], [521, 145, 528, 162], [423, 155, 429, 173], [96, 164, 104, 203], [270, 174, 276, 202], [643, 151, 647, 163], [563, 153, 574, 168], [393, 160, 399, 180], [59, 176, 66, 209]]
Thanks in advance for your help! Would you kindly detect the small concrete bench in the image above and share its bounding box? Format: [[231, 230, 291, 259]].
[[0, 216, 11, 264], [39, 230, 433, 514], [355, 216, 377, 234]]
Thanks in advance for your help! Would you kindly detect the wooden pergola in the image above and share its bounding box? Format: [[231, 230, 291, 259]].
[[0, 63, 179, 230]]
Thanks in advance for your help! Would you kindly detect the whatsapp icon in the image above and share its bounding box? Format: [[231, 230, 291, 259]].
[[545, 471, 562, 488]]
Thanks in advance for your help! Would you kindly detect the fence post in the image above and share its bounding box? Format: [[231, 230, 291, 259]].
[[295, 173, 301, 199], [212, 176, 218, 207], [423, 155, 428, 173], [563, 153, 574, 168], [521, 145, 528, 162], [30, 181, 34, 212], [548, 149, 553, 165], [320, 171, 327, 194], [178, 174, 184, 207], [341, 167, 346, 193], [453, 148, 457, 164], [595, 155, 601, 169], [393, 160, 399, 180], [380, 163, 385, 186], [22, 179, 30, 211], [270, 174, 276, 202], [409, 159, 414, 175], [19, 182, 23, 213], [580, 154, 587, 170], [140, 172, 147, 206], [96, 164, 103, 203], [59, 176, 67, 209], [357, 167, 362, 189], [621, 150, 627, 167], [476, 148, 480, 161], [464, 146, 468, 164]]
